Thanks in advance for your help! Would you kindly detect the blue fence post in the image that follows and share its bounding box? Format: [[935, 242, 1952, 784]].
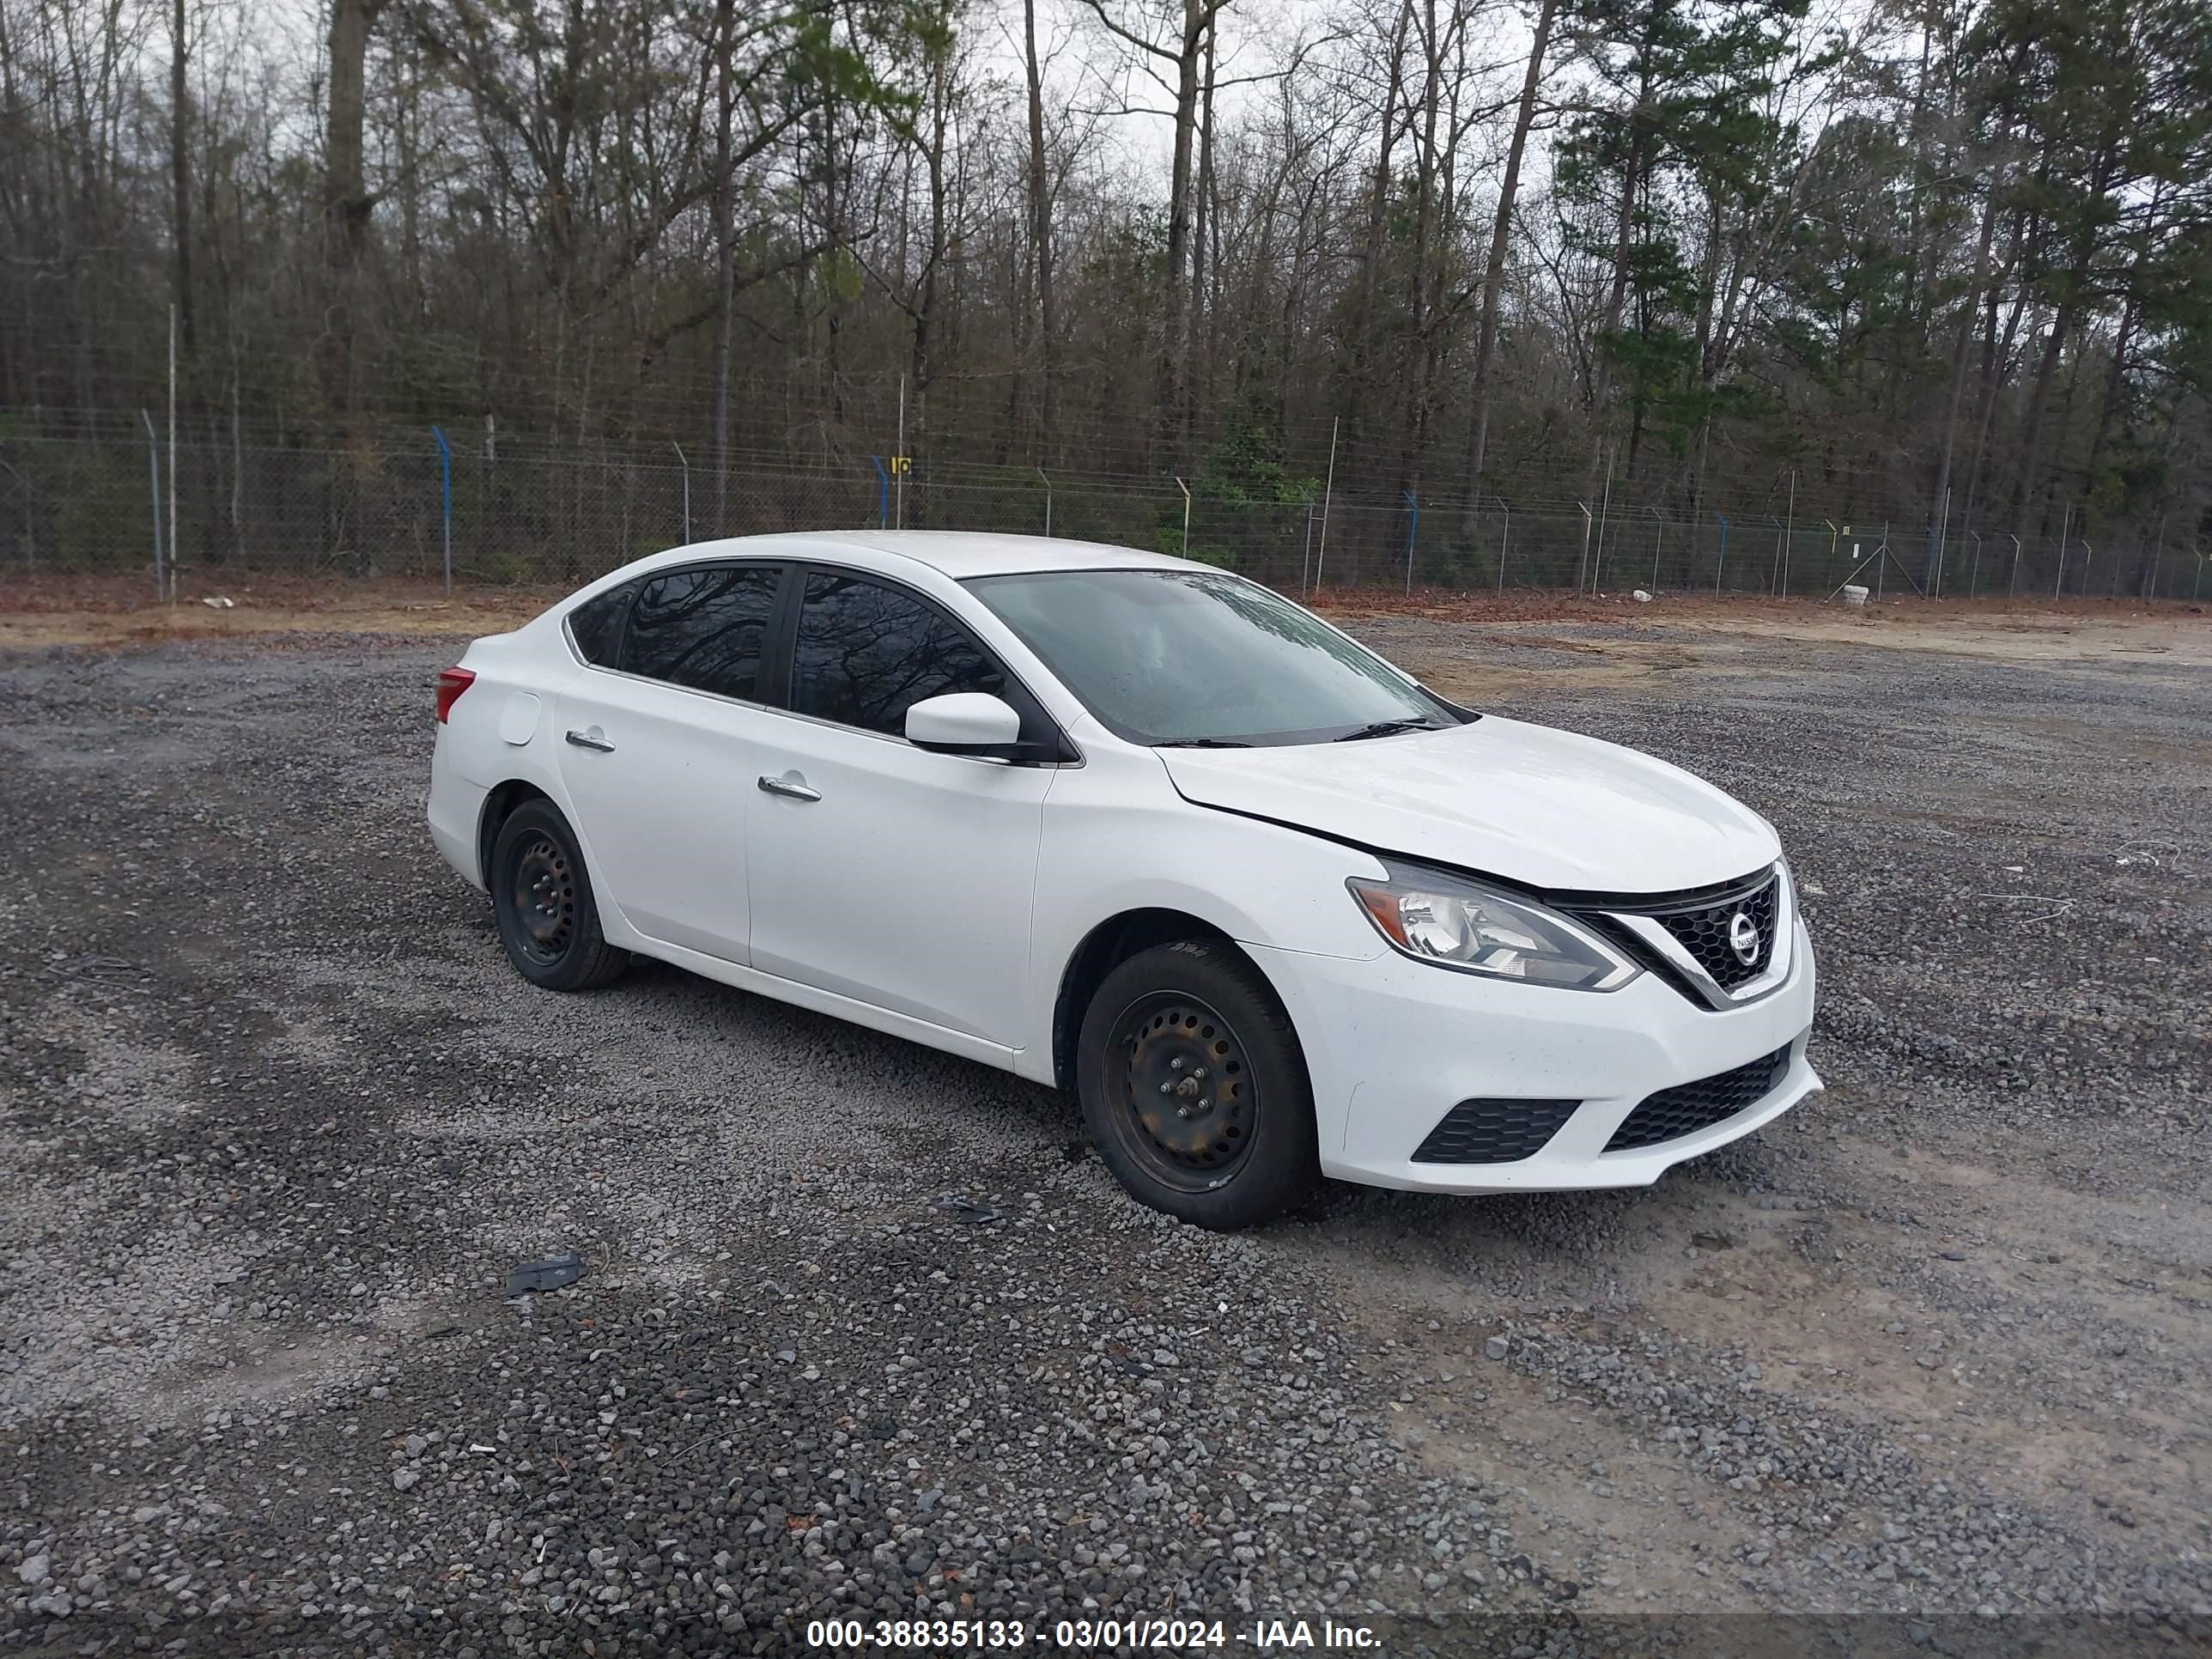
[[431, 425, 453, 594], [1401, 489, 1418, 594], [870, 456, 889, 529], [1713, 511, 1730, 595]]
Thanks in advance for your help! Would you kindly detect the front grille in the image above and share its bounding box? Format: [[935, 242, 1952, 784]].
[[1657, 876, 1778, 990], [1412, 1097, 1580, 1164], [1605, 1045, 1792, 1152]]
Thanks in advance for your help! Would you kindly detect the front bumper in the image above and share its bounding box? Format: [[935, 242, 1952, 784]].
[[1245, 915, 1820, 1194]]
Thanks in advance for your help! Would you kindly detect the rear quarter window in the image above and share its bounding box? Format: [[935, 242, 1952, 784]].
[[567, 584, 633, 667]]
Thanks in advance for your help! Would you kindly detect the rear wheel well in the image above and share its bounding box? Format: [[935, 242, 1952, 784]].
[[1053, 909, 1258, 1095], [477, 781, 550, 887]]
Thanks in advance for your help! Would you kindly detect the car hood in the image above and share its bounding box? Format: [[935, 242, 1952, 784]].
[[1157, 715, 1778, 894]]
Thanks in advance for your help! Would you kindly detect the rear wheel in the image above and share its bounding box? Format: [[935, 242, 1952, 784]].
[[489, 800, 629, 992], [1077, 939, 1317, 1230]]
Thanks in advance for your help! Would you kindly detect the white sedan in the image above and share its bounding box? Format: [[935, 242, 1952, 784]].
[[428, 532, 1820, 1228]]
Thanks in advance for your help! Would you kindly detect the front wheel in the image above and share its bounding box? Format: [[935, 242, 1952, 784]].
[[1076, 940, 1318, 1230]]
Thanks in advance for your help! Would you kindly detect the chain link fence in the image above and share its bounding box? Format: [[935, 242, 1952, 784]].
[[2, 410, 2202, 603]]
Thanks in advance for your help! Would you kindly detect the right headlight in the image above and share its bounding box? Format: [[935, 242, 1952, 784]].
[[1348, 862, 1641, 991]]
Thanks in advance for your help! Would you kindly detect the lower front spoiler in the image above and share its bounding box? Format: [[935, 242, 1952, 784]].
[[1336, 1042, 1822, 1195]]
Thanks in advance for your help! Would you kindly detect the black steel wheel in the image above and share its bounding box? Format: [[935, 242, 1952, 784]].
[[489, 799, 630, 992], [1077, 939, 1317, 1230], [1110, 991, 1260, 1191], [508, 831, 577, 964]]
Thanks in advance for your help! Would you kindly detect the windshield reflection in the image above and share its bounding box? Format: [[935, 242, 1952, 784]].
[[968, 568, 1457, 746]]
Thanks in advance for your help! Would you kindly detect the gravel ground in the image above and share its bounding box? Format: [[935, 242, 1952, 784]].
[[1, 619, 2207, 1658]]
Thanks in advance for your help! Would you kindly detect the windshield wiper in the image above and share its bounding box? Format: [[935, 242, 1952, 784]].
[[1154, 737, 1254, 748], [1334, 718, 1442, 742]]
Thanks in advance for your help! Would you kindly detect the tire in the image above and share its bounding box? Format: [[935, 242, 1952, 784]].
[[489, 799, 630, 992], [1076, 939, 1319, 1230]]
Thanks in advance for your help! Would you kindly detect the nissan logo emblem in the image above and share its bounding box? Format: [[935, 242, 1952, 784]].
[[1728, 911, 1760, 966]]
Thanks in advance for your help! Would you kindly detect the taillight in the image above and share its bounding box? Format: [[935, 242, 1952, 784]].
[[435, 666, 477, 724]]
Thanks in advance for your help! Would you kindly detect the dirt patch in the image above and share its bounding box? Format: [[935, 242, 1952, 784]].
[[0, 574, 559, 647], [1397, 634, 1737, 700], [1622, 608, 2212, 667], [1322, 591, 2212, 671], [1403, 1359, 1769, 1613]]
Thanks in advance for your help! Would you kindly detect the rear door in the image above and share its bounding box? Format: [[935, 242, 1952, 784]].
[[553, 562, 789, 963], [744, 568, 1056, 1048]]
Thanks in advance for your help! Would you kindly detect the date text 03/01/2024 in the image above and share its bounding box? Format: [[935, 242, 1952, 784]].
[[803, 1616, 1384, 1650]]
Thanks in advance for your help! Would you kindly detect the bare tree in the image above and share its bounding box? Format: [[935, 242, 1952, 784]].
[[711, 0, 738, 530], [169, 0, 193, 355], [1023, 0, 1060, 463], [322, 0, 382, 427], [1460, 0, 1558, 536], [1081, 0, 1233, 470], [1928, 142, 2008, 579]]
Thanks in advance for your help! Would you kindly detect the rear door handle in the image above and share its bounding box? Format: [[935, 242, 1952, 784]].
[[757, 772, 821, 803], [564, 728, 616, 752]]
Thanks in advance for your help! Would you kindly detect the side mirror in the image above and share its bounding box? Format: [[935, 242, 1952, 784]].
[[905, 691, 1024, 756]]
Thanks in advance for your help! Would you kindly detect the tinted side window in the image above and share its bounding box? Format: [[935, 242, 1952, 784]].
[[568, 582, 633, 666], [625, 566, 781, 699], [790, 573, 1006, 737]]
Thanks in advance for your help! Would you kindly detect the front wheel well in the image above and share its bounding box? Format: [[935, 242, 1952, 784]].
[[477, 780, 550, 887], [1053, 908, 1267, 1095]]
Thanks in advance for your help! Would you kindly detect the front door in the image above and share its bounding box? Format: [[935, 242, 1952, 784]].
[[744, 569, 1053, 1049]]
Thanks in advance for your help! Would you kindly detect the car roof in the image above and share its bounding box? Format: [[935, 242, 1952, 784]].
[[639, 530, 1200, 582]]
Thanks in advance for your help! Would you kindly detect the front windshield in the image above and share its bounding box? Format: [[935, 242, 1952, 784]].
[[966, 568, 1458, 746]]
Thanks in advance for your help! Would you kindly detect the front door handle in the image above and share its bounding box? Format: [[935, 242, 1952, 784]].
[[757, 772, 822, 803], [564, 728, 616, 752]]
